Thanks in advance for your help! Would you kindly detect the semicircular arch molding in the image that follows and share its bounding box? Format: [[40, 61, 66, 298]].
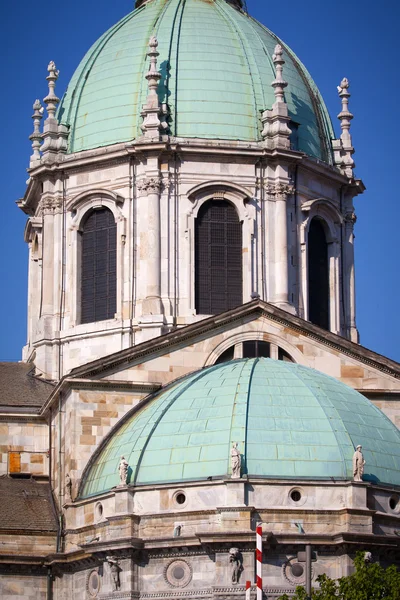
[[187, 180, 253, 221], [205, 330, 307, 366], [69, 190, 125, 232], [301, 198, 342, 244]]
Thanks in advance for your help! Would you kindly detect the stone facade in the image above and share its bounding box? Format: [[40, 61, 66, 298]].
[[20, 144, 362, 380], [0, 418, 48, 477], [2, 1, 399, 597], [0, 576, 47, 600]]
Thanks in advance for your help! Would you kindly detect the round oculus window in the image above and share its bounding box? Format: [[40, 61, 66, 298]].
[[283, 559, 313, 586], [173, 490, 187, 506], [87, 569, 101, 597], [291, 563, 304, 578], [164, 559, 192, 588], [291, 490, 301, 502], [389, 495, 400, 512], [288, 487, 306, 506], [95, 502, 103, 522]]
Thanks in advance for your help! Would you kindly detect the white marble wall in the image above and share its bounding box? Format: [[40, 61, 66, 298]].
[[22, 143, 358, 380]]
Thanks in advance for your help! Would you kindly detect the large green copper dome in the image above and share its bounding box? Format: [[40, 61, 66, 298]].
[[81, 359, 400, 498], [58, 0, 334, 159]]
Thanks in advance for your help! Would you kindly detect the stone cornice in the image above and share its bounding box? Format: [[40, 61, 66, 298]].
[[17, 138, 359, 218], [67, 300, 400, 382], [0, 411, 45, 422]]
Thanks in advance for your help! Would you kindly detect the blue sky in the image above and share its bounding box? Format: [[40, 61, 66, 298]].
[[0, 0, 398, 362]]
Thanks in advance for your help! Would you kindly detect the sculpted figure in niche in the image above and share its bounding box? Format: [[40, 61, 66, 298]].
[[65, 473, 72, 502], [231, 443, 241, 479], [118, 456, 129, 486], [107, 556, 121, 591], [229, 547, 242, 583], [353, 445, 365, 482]]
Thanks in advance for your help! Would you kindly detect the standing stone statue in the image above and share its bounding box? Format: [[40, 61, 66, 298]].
[[65, 473, 72, 502], [353, 445, 365, 482], [106, 556, 121, 591], [231, 443, 241, 479], [229, 547, 242, 584], [118, 456, 129, 486]]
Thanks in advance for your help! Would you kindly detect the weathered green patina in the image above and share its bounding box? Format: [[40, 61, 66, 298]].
[[81, 358, 400, 498], [58, 0, 334, 159]]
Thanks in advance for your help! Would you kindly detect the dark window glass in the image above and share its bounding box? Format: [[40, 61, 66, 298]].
[[195, 200, 242, 315], [215, 346, 235, 364], [278, 348, 294, 362], [308, 218, 329, 330], [80, 208, 117, 324], [243, 341, 270, 358]]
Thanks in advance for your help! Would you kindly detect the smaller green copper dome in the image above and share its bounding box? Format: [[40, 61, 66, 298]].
[[81, 359, 400, 498], [58, 0, 334, 160]]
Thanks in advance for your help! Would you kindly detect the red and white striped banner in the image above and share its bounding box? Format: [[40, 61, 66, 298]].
[[246, 580, 251, 600], [256, 525, 262, 600]]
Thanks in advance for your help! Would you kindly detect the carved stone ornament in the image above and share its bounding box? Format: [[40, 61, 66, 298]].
[[164, 559, 193, 588], [230, 442, 241, 479], [106, 556, 121, 592], [265, 182, 295, 199], [345, 211, 357, 224], [118, 456, 129, 486], [229, 548, 242, 584], [136, 177, 162, 195], [65, 473, 72, 502], [364, 552, 373, 563], [39, 196, 63, 215], [353, 445, 365, 482]]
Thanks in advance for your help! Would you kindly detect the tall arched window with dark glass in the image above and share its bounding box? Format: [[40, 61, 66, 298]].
[[80, 208, 117, 324], [308, 218, 329, 330], [195, 200, 242, 315]]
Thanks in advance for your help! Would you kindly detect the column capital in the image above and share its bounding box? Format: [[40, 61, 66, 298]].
[[265, 181, 295, 200], [39, 195, 63, 216], [136, 176, 162, 195], [344, 210, 357, 225]]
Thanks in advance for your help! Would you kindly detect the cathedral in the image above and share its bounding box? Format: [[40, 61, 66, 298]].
[[1, 0, 400, 598]]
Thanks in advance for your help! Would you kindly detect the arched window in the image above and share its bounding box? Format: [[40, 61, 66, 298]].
[[195, 200, 242, 315], [80, 208, 117, 324], [308, 218, 329, 330], [213, 342, 295, 364]]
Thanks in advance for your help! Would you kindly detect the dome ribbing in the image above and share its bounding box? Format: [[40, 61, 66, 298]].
[[81, 359, 400, 498], [58, 0, 334, 159]]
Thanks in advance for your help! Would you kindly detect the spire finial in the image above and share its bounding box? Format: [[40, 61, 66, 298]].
[[29, 99, 44, 168], [43, 61, 60, 120], [336, 77, 355, 178], [42, 61, 67, 162], [271, 44, 288, 105], [140, 36, 168, 140], [337, 78, 353, 144], [145, 36, 162, 102], [261, 44, 291, 149]]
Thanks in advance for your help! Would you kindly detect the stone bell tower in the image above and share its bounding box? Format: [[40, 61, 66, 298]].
[[18, 1, 363, 381]]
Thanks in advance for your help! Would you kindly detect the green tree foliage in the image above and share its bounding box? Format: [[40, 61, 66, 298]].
[[277, 552, 400, 600]]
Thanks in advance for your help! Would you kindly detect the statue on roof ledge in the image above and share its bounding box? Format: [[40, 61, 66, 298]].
[[353, 445, 365, 482]]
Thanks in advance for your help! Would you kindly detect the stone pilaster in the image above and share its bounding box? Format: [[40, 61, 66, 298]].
[[344, 209, 359, 342], [265, 181, 295, 314], [137, 176, 164, 320]]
